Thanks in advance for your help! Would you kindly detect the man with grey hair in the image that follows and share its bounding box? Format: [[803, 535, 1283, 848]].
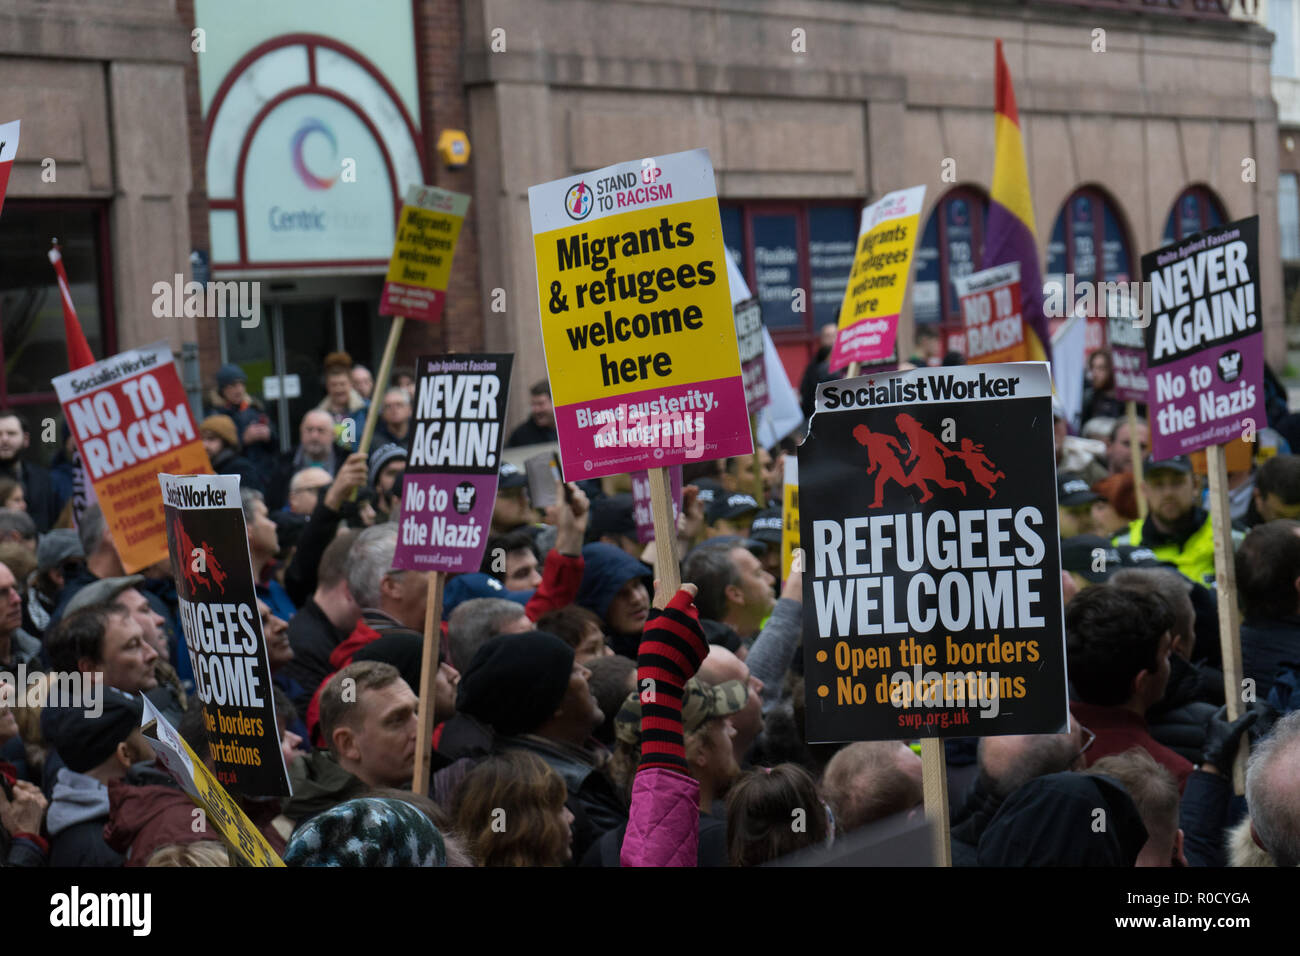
[[948, 724, 1087, 865], [447, 597, 531, 671], [268, 408, 347, 511], [286, 466, 333, 517], [1245, 710, 1300, 866], [347, 524, 429, 641], [0, 509, 36, 555]]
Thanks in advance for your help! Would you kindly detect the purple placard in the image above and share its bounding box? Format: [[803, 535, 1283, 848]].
[[392, 353, 513, 573], [735, 298, 768, 414], [1141, 216, 1261, 461], [1106, 314, 1147, 403], [631, 466, 683, 544], [394, 473, 499, 572], [1145, 337, 1264, 460]]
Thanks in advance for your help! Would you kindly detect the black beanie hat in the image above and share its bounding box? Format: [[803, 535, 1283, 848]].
[[456, 630, 574, 736], [40, 688, 145, 773]]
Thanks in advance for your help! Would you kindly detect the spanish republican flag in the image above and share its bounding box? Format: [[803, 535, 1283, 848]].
[[982, 39, 1051, 367]]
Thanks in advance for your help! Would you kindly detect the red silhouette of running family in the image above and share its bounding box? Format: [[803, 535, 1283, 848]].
[[852, 413, 1005, 508], [169, 512, 228, 596]]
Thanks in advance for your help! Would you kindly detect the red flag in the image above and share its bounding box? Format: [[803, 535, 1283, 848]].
[[48, 241, 95, 370]]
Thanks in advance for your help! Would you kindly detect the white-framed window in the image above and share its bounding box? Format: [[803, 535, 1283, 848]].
[[1271, 0, 1297, 78], [1281, 172, 1300, 260]]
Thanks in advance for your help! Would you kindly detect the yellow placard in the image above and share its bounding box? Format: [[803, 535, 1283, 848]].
[[829, 186, 927, 371], [781, 457, 799, 582], [142, 699, 284, 867], [534, 197, 739, 406], [379, 185, 470, 321]]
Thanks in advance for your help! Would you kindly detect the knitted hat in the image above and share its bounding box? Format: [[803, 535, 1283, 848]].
[[368, 443, 407, 489], [456, 630, 574, 736], [200, 415, 239, 451], [40, 689, 144, 773], [216, 363, 247, 391], [283, 797, 447, 867]]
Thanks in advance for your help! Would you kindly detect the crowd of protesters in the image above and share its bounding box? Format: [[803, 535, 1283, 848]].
[[2, 344, 1300, 868]]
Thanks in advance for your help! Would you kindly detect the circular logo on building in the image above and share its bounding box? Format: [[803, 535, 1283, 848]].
[[291, 118, 338, 191], [564, 180, 593, 220], [453, 482, 477, 515]]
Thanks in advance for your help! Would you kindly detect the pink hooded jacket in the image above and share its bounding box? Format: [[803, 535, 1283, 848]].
[[620, 767, 700, 868]]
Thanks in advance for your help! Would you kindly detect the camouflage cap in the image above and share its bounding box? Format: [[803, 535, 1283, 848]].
[[614, 677, 747, 746]]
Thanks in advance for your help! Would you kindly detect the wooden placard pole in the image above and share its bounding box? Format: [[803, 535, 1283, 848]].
[[350, 315, 405, 500], [1205, 442, 1247, 794], [1127, 400, 1146, 520], [920, 737, 951, 867], [356, 315, 406, 460], [648, 467, 681, 604], [411, 570, 445, 796]]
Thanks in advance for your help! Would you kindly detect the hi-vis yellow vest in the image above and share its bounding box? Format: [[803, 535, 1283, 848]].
[[1115, 514, 1227, 587]]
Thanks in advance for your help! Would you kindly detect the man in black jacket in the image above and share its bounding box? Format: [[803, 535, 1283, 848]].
[[505, 380, 558, 447], [283, 529, 360, 712], [1236, 520, 1300, 697], [0, 410, 60, 532], [268, 410, 348, 512], [456, 629, 626, 861], [948, 727, 1083, 865]]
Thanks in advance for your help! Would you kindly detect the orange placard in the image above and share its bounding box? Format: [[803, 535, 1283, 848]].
[[53, 342, 212, 571], [1191, 436, 1252, 475]]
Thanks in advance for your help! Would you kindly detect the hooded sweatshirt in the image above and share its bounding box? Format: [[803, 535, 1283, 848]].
[[47, 767, 123, 867], [575, 543, 653, 658]]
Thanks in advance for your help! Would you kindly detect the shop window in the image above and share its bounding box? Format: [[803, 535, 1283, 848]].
[[720, 202, 860, 338], [1281, 174, 1300, 261], [1162, 186, 1226, 246], [912, 188, 989, 327], [1045, 187, 1135, 353], [0, 203, 113, 463]]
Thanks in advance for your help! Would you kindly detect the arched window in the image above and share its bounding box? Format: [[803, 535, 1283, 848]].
[[913, 187, 990, 330], [1044, 187, 1135, 353], [1161, 186, 1226, 245]]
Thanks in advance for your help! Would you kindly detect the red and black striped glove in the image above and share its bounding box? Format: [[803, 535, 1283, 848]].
[[636, 584, 710, 776]]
